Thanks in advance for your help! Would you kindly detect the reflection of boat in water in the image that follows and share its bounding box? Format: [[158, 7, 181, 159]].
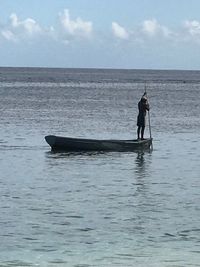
[[45, 135, 153, 152]]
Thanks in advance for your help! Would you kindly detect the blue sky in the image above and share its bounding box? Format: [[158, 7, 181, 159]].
[[1, 0, 200, 69]]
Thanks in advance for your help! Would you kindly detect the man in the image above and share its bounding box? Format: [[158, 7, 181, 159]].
[[137, 92, 150, 140]]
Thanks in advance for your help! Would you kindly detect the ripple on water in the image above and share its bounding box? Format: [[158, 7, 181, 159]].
[[1, 261, 33, 266]]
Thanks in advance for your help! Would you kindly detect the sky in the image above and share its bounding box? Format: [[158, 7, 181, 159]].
[[1, 0, 200, 69]]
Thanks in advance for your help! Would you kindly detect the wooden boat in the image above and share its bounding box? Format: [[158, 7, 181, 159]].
[[45, 135, 152, 152]]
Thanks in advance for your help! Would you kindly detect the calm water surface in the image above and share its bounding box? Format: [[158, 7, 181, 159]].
[[0, 68, 200, 266]]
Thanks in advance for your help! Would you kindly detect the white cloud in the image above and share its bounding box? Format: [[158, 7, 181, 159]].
[[0, 13, 42, 42], [59, 9, 93, 38], [10, 13, 18, 28], [1, 11, 199, 47], [142, 19, 158, 36], [184, 20, 200, 36], [0, 10, 93, 44], [142, 19, 171, 38], [112, 22, 129, 40], [111, 19, 172, 43], [9, 13, 42, 35], [1, 29, 17, 41]]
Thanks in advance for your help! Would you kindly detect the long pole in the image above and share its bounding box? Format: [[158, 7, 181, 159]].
[[145, 83, 152, 140]]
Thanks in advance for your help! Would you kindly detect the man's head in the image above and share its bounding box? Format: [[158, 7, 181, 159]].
[[141, 96, 147, 103]]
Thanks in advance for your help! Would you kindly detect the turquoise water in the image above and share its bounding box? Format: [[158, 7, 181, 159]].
[[0, 68, 200, 266]]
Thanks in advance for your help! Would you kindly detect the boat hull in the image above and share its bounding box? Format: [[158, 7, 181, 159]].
[[45, 135, 152, 152]]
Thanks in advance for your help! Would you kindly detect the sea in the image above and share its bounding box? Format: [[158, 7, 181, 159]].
[[0, 67, 199, 267]]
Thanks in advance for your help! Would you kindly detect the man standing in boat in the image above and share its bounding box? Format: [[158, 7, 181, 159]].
[[137, 92, 150, 140]]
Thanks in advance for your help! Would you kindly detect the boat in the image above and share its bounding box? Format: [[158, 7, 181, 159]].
[[45, 135, 153, 152]]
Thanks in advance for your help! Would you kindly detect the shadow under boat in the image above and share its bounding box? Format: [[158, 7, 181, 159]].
[[45, 135, 153, 153]]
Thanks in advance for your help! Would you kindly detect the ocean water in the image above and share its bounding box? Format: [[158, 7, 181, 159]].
[[0, 67, 200, 267]]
